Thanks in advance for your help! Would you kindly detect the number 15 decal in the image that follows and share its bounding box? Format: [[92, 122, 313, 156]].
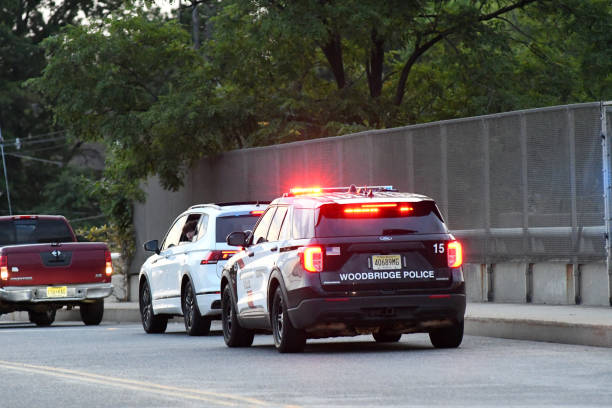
[[433, 243, 445, 254]]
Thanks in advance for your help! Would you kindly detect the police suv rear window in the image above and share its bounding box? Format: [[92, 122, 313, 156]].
[[314, 201, 447, 237], [216, 215, 260, 243]]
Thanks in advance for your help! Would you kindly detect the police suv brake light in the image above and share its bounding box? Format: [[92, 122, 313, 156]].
[[0, 255, 8, 281], [298, 246, 323, 273], [447, 241, 463, 268]]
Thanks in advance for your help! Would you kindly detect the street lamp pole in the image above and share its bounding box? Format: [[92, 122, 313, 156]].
[[0, 127, 12, 215]]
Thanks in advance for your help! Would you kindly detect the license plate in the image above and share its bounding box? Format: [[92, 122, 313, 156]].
[[371, 255, 402, 270], [47, 286, 67, 298]]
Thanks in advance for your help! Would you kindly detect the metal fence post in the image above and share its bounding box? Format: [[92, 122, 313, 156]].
[[602, 102, 612, 306], [0, 128, 12, 215]]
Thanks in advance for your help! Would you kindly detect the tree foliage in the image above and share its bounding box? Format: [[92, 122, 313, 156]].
[[0, 0, 124, 219], [29, 0, 612, 269]]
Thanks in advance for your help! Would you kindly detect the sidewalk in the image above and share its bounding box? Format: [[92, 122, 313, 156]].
[[466, 303, 612, 348], [2, 301, 611, 348]]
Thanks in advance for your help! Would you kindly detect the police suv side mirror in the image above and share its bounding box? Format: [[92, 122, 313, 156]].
[[144, 239, 160, 255], [227, 231, 248, 247]]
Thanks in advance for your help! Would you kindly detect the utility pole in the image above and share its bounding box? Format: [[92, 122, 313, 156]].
[[0, 127, 12, 215]]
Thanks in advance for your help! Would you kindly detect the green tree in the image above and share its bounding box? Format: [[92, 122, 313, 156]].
[[0, 0, 123, 218], [31, 0, 611, 269]]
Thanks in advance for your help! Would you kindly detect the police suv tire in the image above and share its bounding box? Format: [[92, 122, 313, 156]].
[[373, 332, 402, 343], [429, 320, 464, 348], [222, 285, 254, 347], [28, 309, 56, 327], [80, 299, 104, 325], [139, 280, 168, 334], [272, 287, 306, 353]]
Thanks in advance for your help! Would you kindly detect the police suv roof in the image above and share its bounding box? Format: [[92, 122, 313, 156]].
[[272, 186, 435, 208]]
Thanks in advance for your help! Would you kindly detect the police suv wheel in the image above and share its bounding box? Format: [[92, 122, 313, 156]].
[[272, 287, 306, 353], [139, 280, 168, 334], [429, 320, 464, 349], [182, 280, 211, 336], [222, 285, 254, 347]]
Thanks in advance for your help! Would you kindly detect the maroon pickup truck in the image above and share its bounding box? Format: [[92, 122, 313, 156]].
[[0, 215, 113, 326]]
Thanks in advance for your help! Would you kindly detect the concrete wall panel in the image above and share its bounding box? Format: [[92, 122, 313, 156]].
[[464, 263, 486, 302], [581, 262, 609, 306], [492, 263, 527, 303], [532, 263, 574, 305]]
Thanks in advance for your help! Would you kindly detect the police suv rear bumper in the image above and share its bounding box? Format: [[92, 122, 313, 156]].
[[287, 293, 466, 332]]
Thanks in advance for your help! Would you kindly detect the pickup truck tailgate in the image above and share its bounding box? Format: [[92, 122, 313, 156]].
[[2, 243, 110, 286]]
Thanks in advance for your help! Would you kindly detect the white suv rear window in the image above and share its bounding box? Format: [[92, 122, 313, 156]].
[[216, 215, 260, 242]]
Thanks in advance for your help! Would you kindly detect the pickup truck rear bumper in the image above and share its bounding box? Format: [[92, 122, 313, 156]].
[[0, 283, 113, 303]]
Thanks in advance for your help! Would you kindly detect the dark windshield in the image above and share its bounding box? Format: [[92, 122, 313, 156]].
[[216, 215, 260, 243], [315, 202, 447, 237], [0, 219, 74, 246]]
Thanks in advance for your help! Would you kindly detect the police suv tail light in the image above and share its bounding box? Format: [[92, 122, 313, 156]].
[[0, 254, 8, 281], [104, 250, 114, 277], [298, 246, 323, 273], [200, 250, 238, 265], [447, 241, 463, 268]]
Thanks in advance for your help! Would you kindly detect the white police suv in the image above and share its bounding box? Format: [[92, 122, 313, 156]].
[[221, 186, 465, 352], [139, 202, 267, 335]]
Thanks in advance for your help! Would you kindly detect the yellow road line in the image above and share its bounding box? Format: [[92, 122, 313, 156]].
[[0, 360, 272, 407]]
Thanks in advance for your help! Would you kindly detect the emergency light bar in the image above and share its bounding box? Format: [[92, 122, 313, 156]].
[[286, 185, 397, 196]]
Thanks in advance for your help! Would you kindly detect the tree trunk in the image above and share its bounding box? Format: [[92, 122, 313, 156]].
[[320, 32, 345, 89], [192, 4, 201, 50], [366, 29, 384, 98]]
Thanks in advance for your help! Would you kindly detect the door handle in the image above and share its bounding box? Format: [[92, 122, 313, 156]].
[[270, 246, 278, 252], [247, 251, 254, 257]]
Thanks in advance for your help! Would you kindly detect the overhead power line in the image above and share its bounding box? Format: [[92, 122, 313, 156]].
[[6, 152, 64, 166]]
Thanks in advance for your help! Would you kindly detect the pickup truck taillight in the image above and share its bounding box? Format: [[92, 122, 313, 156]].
[[0, 254, 8, 281], [105, 251, 113, 277]]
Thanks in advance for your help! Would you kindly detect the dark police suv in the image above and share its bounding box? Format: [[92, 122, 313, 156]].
[[221, 185, 465, 353]]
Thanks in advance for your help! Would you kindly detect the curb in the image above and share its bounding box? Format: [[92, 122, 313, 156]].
[[2, 302, 611, 348], [465, 317, 612, 348]]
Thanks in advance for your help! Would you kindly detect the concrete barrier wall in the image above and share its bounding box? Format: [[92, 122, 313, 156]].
[[464, 262, 609, 306], [131, 102, 610, 305]]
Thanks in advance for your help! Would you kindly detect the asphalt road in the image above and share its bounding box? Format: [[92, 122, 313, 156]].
[[1, 321, 611, 407]]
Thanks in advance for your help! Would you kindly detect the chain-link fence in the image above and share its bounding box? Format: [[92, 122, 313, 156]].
[[134, 102, 608, 271]]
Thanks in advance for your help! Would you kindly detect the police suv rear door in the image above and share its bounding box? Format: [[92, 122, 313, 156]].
[[315, 200, 456, 292]]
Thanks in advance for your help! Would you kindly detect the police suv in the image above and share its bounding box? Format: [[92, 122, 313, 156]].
[[221, 186, 465, 352]]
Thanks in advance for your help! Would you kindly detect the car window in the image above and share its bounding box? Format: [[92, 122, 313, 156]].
[[266, 206, 288, 242], [215, 214, 260, 243], [292, 208, 315, 239], [196, 214, 209, 241], [161, 215, 187, 251], [314, 201, 447, 237], [0, 219, 73, 245], [278, 207, 292, 241], [252, 207, 277, 245], [179, 214, 201, 244]]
